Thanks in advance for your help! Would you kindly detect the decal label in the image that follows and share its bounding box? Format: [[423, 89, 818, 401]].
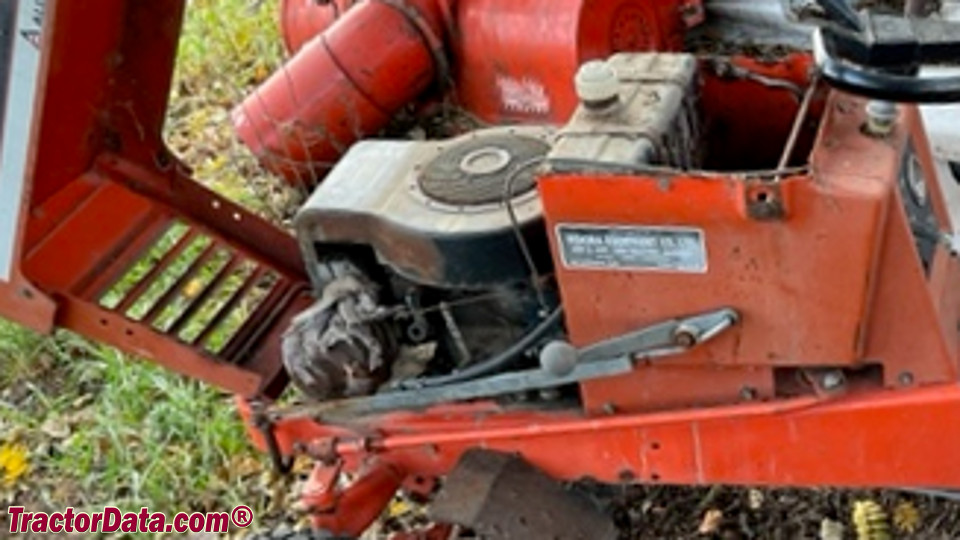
[[557, 224, 707, 273], [496, 75, 550, 116]]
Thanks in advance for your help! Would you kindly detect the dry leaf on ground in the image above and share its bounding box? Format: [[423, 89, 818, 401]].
[[893, 500, 921, 534], [698, 508, 724, 535], [819, 517, 844, 540]]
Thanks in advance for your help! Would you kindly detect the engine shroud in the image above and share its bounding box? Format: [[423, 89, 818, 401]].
[[295, 127, 555, 290]]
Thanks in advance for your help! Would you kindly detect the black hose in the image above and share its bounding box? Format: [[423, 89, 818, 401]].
[[395, 306, 564, 389]]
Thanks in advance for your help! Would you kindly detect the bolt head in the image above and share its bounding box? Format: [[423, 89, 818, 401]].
[[673, 330, 697, 348]]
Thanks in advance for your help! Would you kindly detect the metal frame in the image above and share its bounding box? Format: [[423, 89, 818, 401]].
[[0, 1, 311, 397]]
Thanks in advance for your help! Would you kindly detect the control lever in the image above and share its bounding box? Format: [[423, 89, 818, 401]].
[[810, 2, 960, 102], [274, 308, 740, 421]]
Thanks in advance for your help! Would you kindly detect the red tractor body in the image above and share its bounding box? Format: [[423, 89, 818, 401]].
[[4, 0, 960, 537]]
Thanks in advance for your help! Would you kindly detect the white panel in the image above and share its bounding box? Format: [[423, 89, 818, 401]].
[[0, 0, 43, 282]]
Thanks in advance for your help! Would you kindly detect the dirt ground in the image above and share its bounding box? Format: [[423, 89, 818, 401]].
[[605, 485, 960, 539]]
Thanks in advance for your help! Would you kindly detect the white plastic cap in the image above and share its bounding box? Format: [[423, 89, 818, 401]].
[[575, 60, 620, 105]]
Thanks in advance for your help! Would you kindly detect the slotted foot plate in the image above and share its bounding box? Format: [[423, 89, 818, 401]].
[[429, 450, 618, 540]]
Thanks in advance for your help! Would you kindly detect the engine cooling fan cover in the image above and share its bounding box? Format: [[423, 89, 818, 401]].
[[418, 133, 551, 206], [295, 127, 554, 289]]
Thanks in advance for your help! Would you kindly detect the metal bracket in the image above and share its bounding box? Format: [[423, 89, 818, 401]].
[[251, 402, 294, 474]]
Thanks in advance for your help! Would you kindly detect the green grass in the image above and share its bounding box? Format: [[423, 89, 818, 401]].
[[0, 0, 301, 535], [166, 0, 299, 221], [54, 347, 249, 510], [0, 320, 280, 532]]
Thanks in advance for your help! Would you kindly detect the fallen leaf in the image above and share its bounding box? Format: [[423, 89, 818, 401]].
[[63, 406, 95, 426], [819, 517, 844, 540], [228, 454, 263, 478], [698, 508, 723, 535], [40, 417, 71, 439], [852, 499, 890, 540], [387, 497, 413, 518], [291, 454, 313, 476], [892, 500, 920, 534], [0, 443, 29, 485], [183, 278, 206, 299], [70, 394, 94, 409]]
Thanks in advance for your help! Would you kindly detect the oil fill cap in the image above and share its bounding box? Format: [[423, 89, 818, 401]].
[[575, 60, 620, 108]]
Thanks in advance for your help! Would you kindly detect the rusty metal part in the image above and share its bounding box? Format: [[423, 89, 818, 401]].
[[282, 276, 398, 401], [429, 449, 618, 540]]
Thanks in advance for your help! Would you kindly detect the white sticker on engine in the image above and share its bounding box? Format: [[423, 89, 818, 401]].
[[556, 224, 707, 273]]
